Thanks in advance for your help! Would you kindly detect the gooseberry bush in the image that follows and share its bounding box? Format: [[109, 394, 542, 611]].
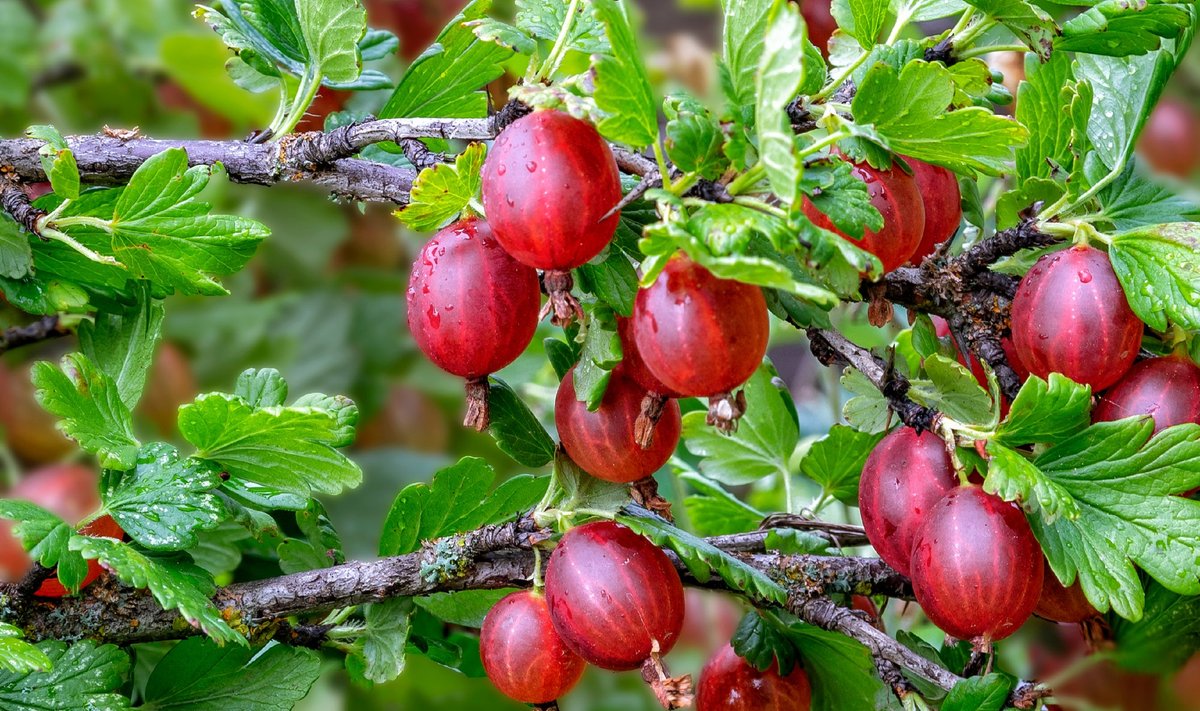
[[0, 0, 1198, 709]]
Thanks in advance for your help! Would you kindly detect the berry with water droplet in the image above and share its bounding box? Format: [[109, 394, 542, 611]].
[[696, 643, 812, 711], [545, 520, 685, 671], [556, 369, 681, 482], [480, 590, 586, 704], [910, 485, 1044, 642], [1093, 355, 1200, 433], [406, 217, 540, 430], [858, 427, 958, 577], [906, 158, 962, 262], [1011, 245, 1142, 390], [802, 159, 925, 273]]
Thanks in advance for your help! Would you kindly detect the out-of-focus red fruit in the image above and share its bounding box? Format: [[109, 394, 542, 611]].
[[0, 361, 75, 464], [544, 521, 685, 671], [1092, 355, 1200, 434], [1034, 559, 1098, 624], [679, 590, 741, 654], [479, 590, 586, 704], [555, 369, 681, 483], [1172, 653, 1200, 710], [802, 160, 925, 274], [355, 385, 450, 452], [365, 0, 469, 61], [858, 427, 958, 577], [1011, 245, 1142, 391], [137, 343, 198, 438], [24, 182, 53, 201], [405, 217, 541, 430], [906, 158, 962, 262], [630, 254, 769, 422], [481, 110, 621, 272], [799, 0, 837, 56], [295, 87, 352, 133], [909, 486, 1044, 642], [1138, 97, 1200, 178], [334, 204, 406, 270], [0, 465, 124, 596], [696, 643, 812, 711]]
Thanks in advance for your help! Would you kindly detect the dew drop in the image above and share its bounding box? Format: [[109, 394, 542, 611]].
[[497, 164, 507, 176], [427, 305, 441, 329], [525, 161, 537, 173], [1078, 269, 1092, 284]]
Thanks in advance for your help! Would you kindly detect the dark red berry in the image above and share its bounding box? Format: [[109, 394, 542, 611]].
[[1011, 245, 1142, 391], [617, 316, 682, 398], [696, 643, 812, 711], [858, 427, 958, 577], [631, 255, 769, 430], [802, 160, 925, 273], [545, 520, 685, 671], [906, 157, 962, 262], [555, 369, 681, 483], [480, 590, 586, 704], [910, 485, 1044, 642], [406, 217, 541, 429], [481, 110, 621, 271], [1093, 355, 1200, 433], [1034, 559, 1097, 624]]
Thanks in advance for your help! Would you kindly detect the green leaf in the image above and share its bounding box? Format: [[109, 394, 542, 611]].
[[720, 0, 773, 114], [70, 537, 243, 645], [731, 610, 798, 673], [1112, 580, 1200, 674], [143, 637, 319, 709], [1109, 222, 1200, 331], [575, 250, 638, 316], [0, 217, 33, 280], [756, 2, 806, 205], [0, 640, 130, 710], [398, 143, 487, 231], [908, 354, 993, 425], [845, 0, 890, 48], [467, 17, 538, 54], [1058, 1, 1190, 57], [77, 287, 164, 412], [942, 673, 1013, 711], [361, 597, 415, 683], [994, 373, 1092, 447], [235, 367, 289, 408], [296, 0, 367, 83], [26, 125, 80, 201], [380, 1, 513, 119], [102, 444, 226, 551], [801, 159, 884, 239], [1015, 51, 1092, 184], [515, 0, 608, 53], [784, 621, 892, 711], [799, 425, 885, 505], [31, 354, 139, 470], [590, 0, 657, 148], [841, 367, 889, 433], [485, 377, 556, 467], [618, 511, 788, 605], [851, 61, 1030, 175], [0, 501, 89, 594], [379, 457, 545, 556], [549, 450, 630, 516], [1026, 420, 1200, 620], [1075, 50, 1168, 174], [0, 624, 51, 675], [180, 391, 361, 498], [963, 0, 1057, 59], [682, 361, 798, 486], [1095, 161, 1200, 231], [544, 337, 579, 380], [664, 95, 726, 180], [416, 589, 512, 628], [680, 470, 765, 536], [572, 305, 622, 410], [984, 442, 1080, 522]]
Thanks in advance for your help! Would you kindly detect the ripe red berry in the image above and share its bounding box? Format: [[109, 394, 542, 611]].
[[481, 110, 621, 324], [858, 427, 958, 577], [545, 520, 685, 671], [617, 316, 681, 399], [1092, 355, 1200, 433], [799, 0, 837, 56], [802, 160, 925, 274], [555, 369, 681, 483], [910, 485, 1044, 642], [1034, 559, 1097, 624], [906, 158, 962, 263], [1011, 245, 1142, 391], [480, 590, 586, 704], [696, 644, 812, 711], [631, 254, 769, 430], [406, 217, 541, 430], [0, 465, 124, 597]]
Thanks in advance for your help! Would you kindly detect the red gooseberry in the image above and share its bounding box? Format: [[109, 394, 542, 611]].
[[480, 590, 586, 704], [1034, 559, 1098, 624], [1137, 97, 1200, 178], [696, 643, 812, 711], [906, 157, 962, 263], [1092, 355, 1200, 433]]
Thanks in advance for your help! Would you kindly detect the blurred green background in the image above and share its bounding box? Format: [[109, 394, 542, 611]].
[[1, 0, 1199, 708]]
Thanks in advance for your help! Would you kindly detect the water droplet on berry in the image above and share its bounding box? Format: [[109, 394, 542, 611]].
[[525, 161, 537, 172], [427, 305, 441, 329], [497, 164, 507, 176], [1078, 269, 1092, 283]]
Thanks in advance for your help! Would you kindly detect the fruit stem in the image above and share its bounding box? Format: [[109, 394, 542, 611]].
[[634, 392, 668, 449], [539, 270, 585, 327], [726, 164, 766, 196], [463, 377, 491, 431], [538, 0, 582, 81], [955, 43, 1029, 60], [813, 51, 871, 102], [532, 546, 545, 593], [796, 127, 852, 160], [706, 390, 747, 434], [640, 644, 694, 710], [885, 8, 912, 44]]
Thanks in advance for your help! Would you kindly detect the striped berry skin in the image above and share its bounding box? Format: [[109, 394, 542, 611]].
[[858, 427, 958, 578], [802, 160, 925, 273], [555, 369, 681, 483], [480, 110, 621, 271], [696, 644, 812, 711], [480, 590, 586, 704], [616, 316, 682, 398], [1034, 559, 1097, 624], [545, 521, 685, 671], [906, 158, 962, 263], [1093, 355, 1200, 433], [1011, 245, 1143, 391], [406, 217, 540, 379], [910, 486, 1044, 642], [631, 255, 769, 398]]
